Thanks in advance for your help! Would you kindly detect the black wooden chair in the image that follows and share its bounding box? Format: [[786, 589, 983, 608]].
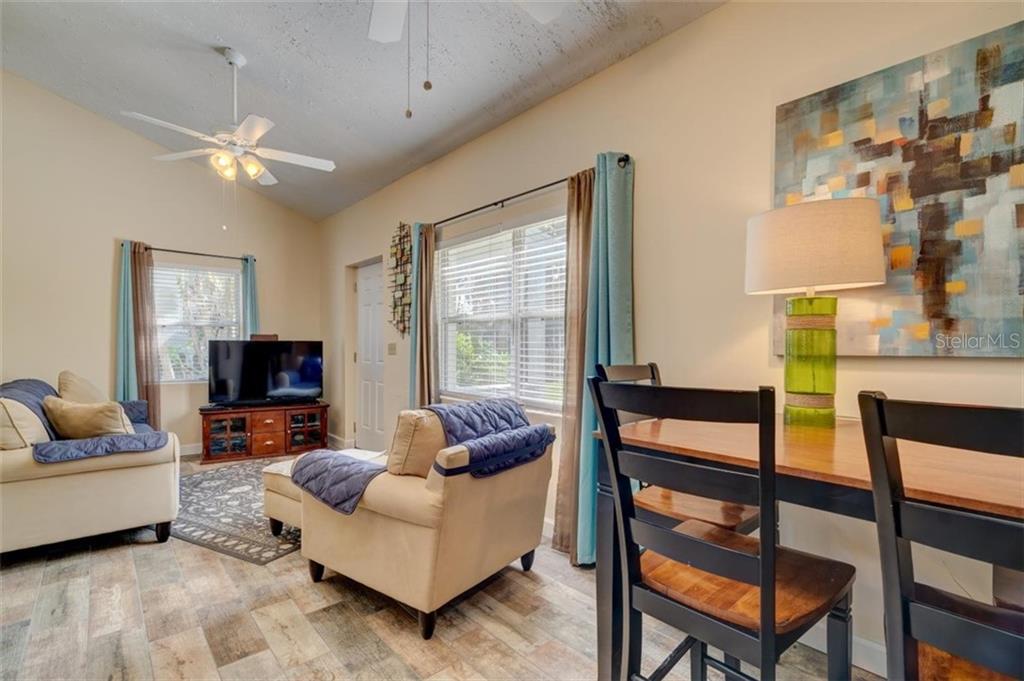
[[597, 363, 760, 534], [859, 392, 1024, 681], [590, 377, 855, 681]]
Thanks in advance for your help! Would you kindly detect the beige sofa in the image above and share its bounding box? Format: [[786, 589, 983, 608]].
[[0, 434, 180, 552], [297, 409, 553, 639], [1, 374, 179, 553]]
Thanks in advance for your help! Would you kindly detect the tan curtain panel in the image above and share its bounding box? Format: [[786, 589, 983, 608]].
[[130, 242, 161, 428], [551, 168, 595, 560], [415, 224, 437, 406]]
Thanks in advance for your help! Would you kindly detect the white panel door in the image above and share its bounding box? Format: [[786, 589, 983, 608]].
[[356, 262, 387, 451]]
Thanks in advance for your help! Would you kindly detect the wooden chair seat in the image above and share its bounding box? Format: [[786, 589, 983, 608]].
[[913, 583, 1023, 681], [919, 643, 1017, 681], [639, 519, 855, 634], [634, 485, 759, 531]]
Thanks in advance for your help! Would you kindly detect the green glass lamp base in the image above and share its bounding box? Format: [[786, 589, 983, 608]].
[[784, 404, 836, 428], [784, 296, 838, 429]]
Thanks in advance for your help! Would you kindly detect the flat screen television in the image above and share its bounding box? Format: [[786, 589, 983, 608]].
[[208, 340, 323, 406]]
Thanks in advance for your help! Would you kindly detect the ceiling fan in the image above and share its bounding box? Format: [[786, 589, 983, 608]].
[[121, 48, 336, 186], [367, 0, 563, 43]]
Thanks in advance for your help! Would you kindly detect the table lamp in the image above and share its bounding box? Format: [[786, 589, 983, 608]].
[[745, 198, 885, 427]]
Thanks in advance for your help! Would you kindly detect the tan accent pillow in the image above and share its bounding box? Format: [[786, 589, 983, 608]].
[[42, 396, 135, 439], [0, 398, 52, 450], [386, 409, 448, 477], [57, 370, 108, 403]]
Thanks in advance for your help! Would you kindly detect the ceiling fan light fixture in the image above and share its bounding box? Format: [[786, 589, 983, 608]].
[[241, 155, 265, 180], [210, 150, 234, 169], [216, 158, 238, 181]]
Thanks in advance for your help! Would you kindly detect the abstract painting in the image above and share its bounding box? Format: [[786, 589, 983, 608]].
[[772, 22, 1023, 357]]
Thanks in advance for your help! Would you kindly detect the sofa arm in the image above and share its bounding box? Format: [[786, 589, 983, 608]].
[[425, 445, 469, 493]]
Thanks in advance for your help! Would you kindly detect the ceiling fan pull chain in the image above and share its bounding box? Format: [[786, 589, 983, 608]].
[[405, 0, 412, 119], [232, 62, 238, 126], [423, 0, 432, 91]]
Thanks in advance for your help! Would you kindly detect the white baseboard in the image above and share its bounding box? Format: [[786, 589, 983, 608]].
[[180, 443, 202, 457], [799, 621, 886, 678], [328, 432, 355, 449]]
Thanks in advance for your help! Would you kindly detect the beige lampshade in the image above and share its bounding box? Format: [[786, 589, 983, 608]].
[[745, 198, 886, 295]]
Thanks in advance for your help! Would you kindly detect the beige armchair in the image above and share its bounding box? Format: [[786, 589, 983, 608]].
[[300, 409, 553, 639]]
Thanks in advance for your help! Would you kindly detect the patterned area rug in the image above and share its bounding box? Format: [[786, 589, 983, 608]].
[[173, 459, 301, 565]]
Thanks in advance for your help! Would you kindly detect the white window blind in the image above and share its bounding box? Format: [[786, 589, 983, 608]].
[[153, 264, 242, 382], [435, 215, 567, 409]]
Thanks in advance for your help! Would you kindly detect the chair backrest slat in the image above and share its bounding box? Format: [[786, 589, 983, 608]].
[[597, 362, 663, 384], [908, 603, 1024, 680], [630, 518, 760, 586], [597, 382, 760, 424], [619, 450, 760, 507], [590, 367, 776, 649], [595, 363, 663, 425], [859, 390, 1024, 680], [882, 398, 1023, 456], [898, 501, 1024, 570]]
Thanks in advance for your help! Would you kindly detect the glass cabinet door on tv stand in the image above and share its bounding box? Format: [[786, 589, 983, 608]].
[[204, 413, 250, 460]]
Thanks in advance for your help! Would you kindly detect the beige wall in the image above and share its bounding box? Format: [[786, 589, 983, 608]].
[[318, 2, 1023, 670], [1, 73, 322, 447]]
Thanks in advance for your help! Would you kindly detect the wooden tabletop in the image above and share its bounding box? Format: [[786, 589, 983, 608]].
[[610, 416, 1024, 520]]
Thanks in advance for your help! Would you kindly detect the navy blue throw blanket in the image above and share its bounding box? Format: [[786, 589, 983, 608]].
[[1, 379, 59, 440], [291, 449, 386, 515], [426, 399, 555, 478], [34, 431, 169, 463]]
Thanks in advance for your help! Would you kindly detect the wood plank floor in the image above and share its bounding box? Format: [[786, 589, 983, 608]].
[[1, 508, 880, 680]]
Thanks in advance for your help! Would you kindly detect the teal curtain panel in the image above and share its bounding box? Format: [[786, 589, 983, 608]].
[[115, 240, 139, 401], [576, 152, 635, 565], [242, 255, 260, 338]]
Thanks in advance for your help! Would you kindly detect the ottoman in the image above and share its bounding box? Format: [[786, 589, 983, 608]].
[[263, 459, 302, 535], [262, 449, 385, 536]]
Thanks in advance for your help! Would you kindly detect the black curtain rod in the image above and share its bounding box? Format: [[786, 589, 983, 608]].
[[434, 177, 567, 228], [433, 154, 630, 229], [145, 246, 248, 262]]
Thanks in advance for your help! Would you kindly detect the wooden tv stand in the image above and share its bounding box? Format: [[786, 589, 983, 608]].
[[199, 402, 329, 464]]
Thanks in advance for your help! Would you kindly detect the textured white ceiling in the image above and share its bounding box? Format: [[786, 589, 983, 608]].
[[3, 1, 720, 220]]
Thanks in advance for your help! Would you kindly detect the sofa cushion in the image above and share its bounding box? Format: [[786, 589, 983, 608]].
[[42, 397, 135, 439], [0, 436, 177, 483], [0, 379, 58, 440], [263, 459, 302, 500], [387, 409, 448, 478], [0, 398, 51, 450], [57, 370, 107, 403]]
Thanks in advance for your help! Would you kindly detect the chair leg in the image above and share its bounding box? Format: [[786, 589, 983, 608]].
[[724, 653, 742, 681], [622, 607, 643, 681], [154, 521, 171, 543], [308, 559, 325, 583], [827, 593, 853, 681], [690, 641, 707, 681], [418, 610, 436, 640], [520, 550, 535, 572], [268, 518, 283, 536]]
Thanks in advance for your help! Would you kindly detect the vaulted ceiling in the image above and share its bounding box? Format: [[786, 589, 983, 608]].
[[3, 1, 720, 220]]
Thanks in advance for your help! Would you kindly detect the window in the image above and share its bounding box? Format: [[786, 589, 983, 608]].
[[153, 264, 243, 382], [435, 215, 567, 409]]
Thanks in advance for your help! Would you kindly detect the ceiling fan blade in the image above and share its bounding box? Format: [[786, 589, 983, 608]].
[[255, 168, 278, 186], [368, 0, 407, 43], [516, 1, 563, 24], [121, 111, 220, 144], [234, 114, 275, 143], [254, 147, 336, 172], [153, 148, 219, 161]]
